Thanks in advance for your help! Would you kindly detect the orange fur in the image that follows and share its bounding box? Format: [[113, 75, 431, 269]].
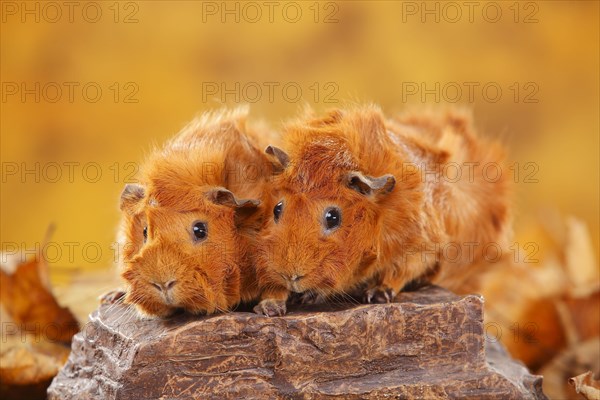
[[117, 107, 272, 318], [254, 105, 511, 315]]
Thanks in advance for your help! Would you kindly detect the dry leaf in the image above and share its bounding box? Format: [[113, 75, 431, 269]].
[[0, 228, 80, 399], [0, 255, 79, 344], [540, 338, 600, 400], [558, 291, 600, 346], [569, 371, 600, 400], [0, 336, 71, 384], [0, 336, 71, 400], [565, 218, 599, 297], [467, 213, 599, 399]]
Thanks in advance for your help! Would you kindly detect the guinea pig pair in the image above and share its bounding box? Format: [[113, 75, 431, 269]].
[[117, 105, 510, 319], [253, 105, 511, 316], [117, 108, 274, 317]]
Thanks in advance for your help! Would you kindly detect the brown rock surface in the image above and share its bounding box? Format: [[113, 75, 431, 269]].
[[48, 286, 546, 399]]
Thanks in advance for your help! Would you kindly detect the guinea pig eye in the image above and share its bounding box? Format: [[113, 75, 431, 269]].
[[192, 222, 208, 241], [143, 227, 148, 242], [273, 201, 283, 222], [324, 207, 341, 231]]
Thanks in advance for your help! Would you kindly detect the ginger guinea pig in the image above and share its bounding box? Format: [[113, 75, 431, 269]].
[[118, 108, 272, 317], [254, 105, 511, 316]]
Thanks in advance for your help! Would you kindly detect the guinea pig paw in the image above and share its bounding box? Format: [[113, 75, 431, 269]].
[[99, 289, 126, 305], [253, 299, 287, 317], [364, 287, 397, 304], [288, 291, 324, 305]]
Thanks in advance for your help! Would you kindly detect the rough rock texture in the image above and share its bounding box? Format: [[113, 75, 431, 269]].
[[48, 286, 546, 399]]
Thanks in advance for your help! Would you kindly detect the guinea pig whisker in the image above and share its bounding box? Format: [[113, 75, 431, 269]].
[[117, 307, 134, 324], [106, 294, 126, 309], [332, 291, 360, 306], [316, 278, 359, 306], [180, 290, 230, 315], [105, 292, 135, 315], [261, 282, 283, 296], [104, 300, 127, 317], [112, 306, 134, 326], [112, 291, 159, 323]]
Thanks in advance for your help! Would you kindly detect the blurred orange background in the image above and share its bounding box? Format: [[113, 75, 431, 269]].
[[1, 1, 598, 278], [1, 2, 599, 397]]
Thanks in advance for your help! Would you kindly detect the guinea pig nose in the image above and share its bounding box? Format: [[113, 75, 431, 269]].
[[151, 280, 177, 293], [165, 279, 177, 290]]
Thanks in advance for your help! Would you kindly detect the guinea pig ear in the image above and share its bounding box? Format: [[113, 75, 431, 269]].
[[206, 188, 261, 209], [265, 145, 290, 171], [346, 171, 396, 196], [120, 184, 145, 212]]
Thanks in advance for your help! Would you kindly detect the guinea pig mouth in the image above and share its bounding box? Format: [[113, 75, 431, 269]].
[[161, 293, 175, 305], [278, 272, 309, 293], [289, 283, 302, 293], [288, 279, 306, 293]]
